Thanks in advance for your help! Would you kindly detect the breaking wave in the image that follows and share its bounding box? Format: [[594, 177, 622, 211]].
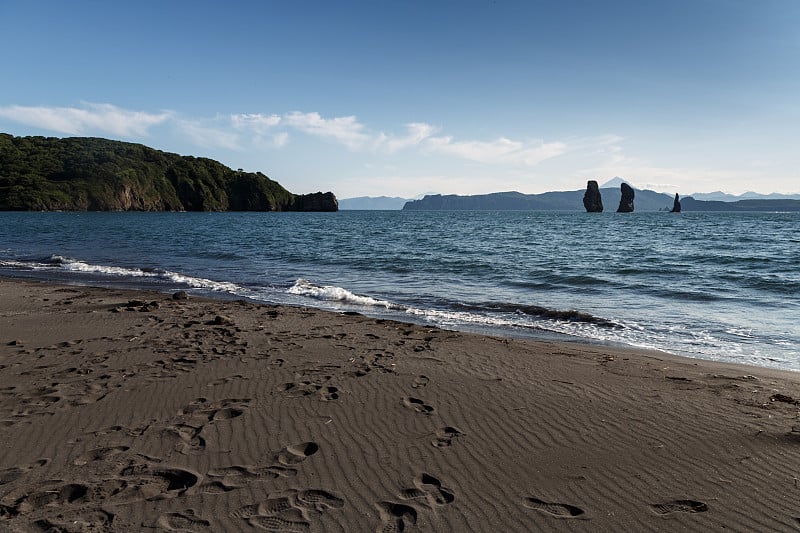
[[1, 255, 245, 294], [288, 279, 404, 310]]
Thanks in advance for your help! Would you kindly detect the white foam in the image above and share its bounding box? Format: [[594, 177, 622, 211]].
[[288, 279, 401, 309], [2, 256, 244, 294], [405, 307, 522, 328]]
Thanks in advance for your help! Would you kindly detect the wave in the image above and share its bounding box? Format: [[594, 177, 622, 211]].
[[286, 279, 619, 330], [452, 301, 621, 328], [287, 279, 405, 310], [1, 255, 245, 294]]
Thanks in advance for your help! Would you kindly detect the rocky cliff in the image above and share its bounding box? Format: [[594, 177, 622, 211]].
[[0, 134, 337, 212]]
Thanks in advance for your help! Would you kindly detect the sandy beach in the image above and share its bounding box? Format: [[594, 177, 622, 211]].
[[1, 277, 799, 532]]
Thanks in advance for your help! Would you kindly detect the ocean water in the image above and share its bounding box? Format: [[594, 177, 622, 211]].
[[1, 211, 798, 371]]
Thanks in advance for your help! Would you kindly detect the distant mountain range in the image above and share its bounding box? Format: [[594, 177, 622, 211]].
[[402, 188, 677, 211], [342, 179, 800, 211], [402, 188, 800, 212], [688, 191, 800, 201], [337, 196, 411, 210]]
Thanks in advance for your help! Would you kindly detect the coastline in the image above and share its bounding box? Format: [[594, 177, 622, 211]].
[[1, 278, 799, 531]]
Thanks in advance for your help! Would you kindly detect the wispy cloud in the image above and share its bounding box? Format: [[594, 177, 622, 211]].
[[424, 135, 567, 166], [282, 112, 370, 150], [0, 102, 170, 137], [176, 120, 242, 151], [230, 111, 565, 166], [581, 147, 759, 194], [376, 122, 438, 152], [231, 113, 282, 132], [272, 131, 289, 147], [0, 102, 574, 170]]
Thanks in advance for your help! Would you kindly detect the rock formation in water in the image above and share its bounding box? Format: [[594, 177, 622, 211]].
[[583, 180, 603, 212], [671, 193, 681, 213], [617, 183, 635, 213], [0, 134, 338, 212]]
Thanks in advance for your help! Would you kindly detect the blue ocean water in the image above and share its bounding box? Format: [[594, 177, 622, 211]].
[[1, 211, 798, 370]]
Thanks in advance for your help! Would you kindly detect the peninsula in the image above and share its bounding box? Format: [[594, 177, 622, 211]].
[[0, 134, 337, 212]]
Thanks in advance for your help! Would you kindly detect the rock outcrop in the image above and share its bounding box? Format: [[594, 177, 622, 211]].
[[292, 192, 339, 212], [617, 183, 635, 213], [583, 180, 603, 212], [671, 193, 681, 213]]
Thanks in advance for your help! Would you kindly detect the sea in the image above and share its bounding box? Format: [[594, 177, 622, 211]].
[[1, 210, 798, 371]]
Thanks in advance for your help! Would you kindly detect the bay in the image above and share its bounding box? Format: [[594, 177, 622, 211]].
[[1, 210, 798, 370]]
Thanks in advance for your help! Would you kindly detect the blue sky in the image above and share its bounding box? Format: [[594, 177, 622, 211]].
[[1, 0, 798, 197]]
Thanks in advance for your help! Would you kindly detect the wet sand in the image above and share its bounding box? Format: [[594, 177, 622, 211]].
[[1, 278, 799, 532]]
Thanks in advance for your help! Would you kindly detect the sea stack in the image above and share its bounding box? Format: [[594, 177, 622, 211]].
[[583, 180, 603, 212], [671, 193, 681, 213], [617, 183, 635, 213]]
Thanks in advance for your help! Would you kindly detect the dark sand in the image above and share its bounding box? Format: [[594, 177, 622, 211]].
[[1, 278, 799, 532]]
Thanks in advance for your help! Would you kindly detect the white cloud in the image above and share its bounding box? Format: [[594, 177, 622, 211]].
[[227, 110, 563, 167], [0, 102, 169, 137], [423, 135, 566, 166], [177, 120, 241, 151], [375, 122, 437, 152], [272, 131, 289, 147], [231, 113, 281, 132], [283, 111, 370, 150]]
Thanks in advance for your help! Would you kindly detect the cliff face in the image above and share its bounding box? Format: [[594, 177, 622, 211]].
[[0, 134, 337, 212], [291, 192, 339, 212]]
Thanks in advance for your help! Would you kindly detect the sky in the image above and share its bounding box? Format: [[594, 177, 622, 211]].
[[1, 0, 799, 198]]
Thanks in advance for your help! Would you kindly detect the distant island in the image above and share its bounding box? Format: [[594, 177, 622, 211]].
[[0, 134, 337, 212], [403, 188, 676, 211], [402, 187, 800, 212]]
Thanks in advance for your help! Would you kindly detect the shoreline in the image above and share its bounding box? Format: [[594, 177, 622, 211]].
[[2, 278, 800, 531]]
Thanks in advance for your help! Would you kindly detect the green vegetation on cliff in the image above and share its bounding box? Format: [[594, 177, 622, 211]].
[[0, 134, 337, 211]]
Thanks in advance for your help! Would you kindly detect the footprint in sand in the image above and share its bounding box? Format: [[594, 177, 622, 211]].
[[281, 380, 340, 401], [91, 424, 149, 438], [276, 442, 321, 466], [30, 509, 114, 531], [0, 459, 48, 485], [399, 473, 455, 509], [10, 482, 92, 514], [650, 499, 708, 515], [523, 496, 587, 519], [178, 397, 251, 422], [73, 446, 130, 466], [205, 442, 320, 489], [163, 423, 207, 453], [114, 461, 202, 503], [431, 426, 464, 448], [375, 501, 418, 533], [232, 488, 344, 531], [161, 398, 250, 453], [411, 375, 430, 389], [155, 509, 211, 531], [402, 397, 435, 415], [207, 374, 249, 387]]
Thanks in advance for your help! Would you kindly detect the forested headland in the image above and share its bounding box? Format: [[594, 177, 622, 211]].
[[0, 134, 337, 211]]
